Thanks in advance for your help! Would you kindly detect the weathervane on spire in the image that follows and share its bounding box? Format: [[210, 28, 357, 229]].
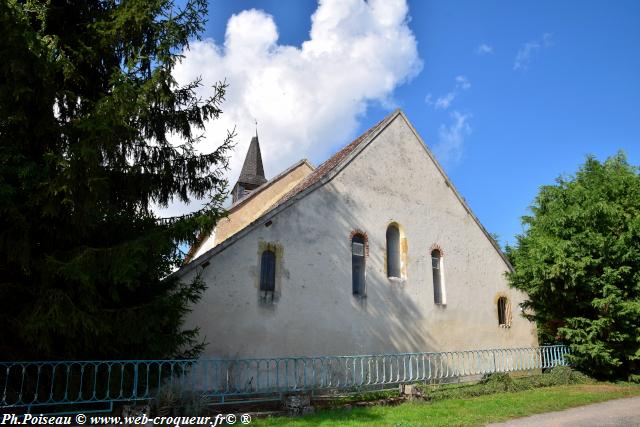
[[254, 118, 258, 139]]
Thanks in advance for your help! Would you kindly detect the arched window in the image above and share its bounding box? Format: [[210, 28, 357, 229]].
[[386, 224, 401, 278], [497, 297, 510, 327], [431, 249, 445, 304], [352, 234, 366, 296], [260, 249, 276, 303]]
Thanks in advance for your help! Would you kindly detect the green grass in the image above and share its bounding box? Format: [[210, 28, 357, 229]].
[[325, 389, 399, 406], [255, 383, 640, 427], [416, 368, 592, 402]]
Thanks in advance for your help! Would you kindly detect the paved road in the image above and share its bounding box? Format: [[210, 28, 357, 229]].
[[487, 396, 640, 427]]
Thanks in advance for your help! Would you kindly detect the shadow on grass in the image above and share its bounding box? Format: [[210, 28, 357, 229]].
[[256, 367, 603, 426], [257, 384, 640, 427]]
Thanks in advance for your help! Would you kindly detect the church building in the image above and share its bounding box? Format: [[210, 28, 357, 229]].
[[176, 110, 537, 359]]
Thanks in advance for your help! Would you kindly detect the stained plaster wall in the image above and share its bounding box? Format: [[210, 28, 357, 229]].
[[181, 114, 538, 358], [192, 161, 313, 260]]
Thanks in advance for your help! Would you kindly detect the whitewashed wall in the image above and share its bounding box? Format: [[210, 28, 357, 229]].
[[179, 113, 538, 358]]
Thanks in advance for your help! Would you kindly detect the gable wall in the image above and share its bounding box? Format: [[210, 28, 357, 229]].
[[182, 114, 537, 358], [191, 161, 314, 260]]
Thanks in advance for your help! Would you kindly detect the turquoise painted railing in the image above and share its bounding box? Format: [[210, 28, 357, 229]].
[[1, 345, 569, 414]]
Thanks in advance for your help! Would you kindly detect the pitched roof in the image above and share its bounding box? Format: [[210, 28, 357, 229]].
[[180, 111, 397, 268], [237, 136, 267, 187], [272, 110, 399, 209], [175, 109, 513, 277], [184, 159, 314, 264]]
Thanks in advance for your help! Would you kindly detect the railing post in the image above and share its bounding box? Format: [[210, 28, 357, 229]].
[[0, 344, 571, 415], [132, 363, 138, 398]]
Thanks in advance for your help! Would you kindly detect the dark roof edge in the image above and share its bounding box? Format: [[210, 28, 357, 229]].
[[183, 158, 314, 264], [173, 108, 513, 279], [226, 158, 314, 214], [172, 110, 399, 279], [395, 111, 514, 273]]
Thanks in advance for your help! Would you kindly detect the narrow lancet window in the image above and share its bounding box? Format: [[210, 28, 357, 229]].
[[498, 297, 510, 327], [386, 225, 401, 278], [352, 234, 366, 296], [260, 249, 276, 303], [431, 249, 444, 304]]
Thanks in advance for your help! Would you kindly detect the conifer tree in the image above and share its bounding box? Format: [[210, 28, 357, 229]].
[[0, 0, 232, 360], [507, 153, 640, 379]]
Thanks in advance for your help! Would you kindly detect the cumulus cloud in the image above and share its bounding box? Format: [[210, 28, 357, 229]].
[[476, 43, 493, 55], [514, 33, 553, 71], [425, 75, 471, 110], [432, 111, 472, 163], [159, 0, 421, 217]]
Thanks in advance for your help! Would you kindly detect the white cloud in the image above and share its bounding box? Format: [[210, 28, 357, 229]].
[[514, 33, 553, 71], [432, 111, 472, 163], [159, 0, 421, 217], [424, 93, 433, 105], [455, 75, 471, 90], [435, 92, 456, 110], [426, 77, 472, 163], [427, 75, 471, 110], [476, 43, 493, 55], [513, 42, 539, 70]]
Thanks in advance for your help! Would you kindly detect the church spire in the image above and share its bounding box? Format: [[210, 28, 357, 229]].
[[232, 134, 267, 203]]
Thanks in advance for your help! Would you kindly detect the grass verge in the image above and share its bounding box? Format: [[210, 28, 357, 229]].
[[255, 381, 640, 426]]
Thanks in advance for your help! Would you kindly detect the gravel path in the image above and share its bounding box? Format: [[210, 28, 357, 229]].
[[487, 396, 640, 426]]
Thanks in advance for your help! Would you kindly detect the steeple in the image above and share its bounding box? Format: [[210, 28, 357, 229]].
[[231, 135, 267, 203]]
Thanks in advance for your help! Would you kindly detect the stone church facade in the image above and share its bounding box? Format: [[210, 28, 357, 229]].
[[176, 110, 538, 359]]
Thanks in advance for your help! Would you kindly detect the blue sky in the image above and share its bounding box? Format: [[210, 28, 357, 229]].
[[176, 0, 640, 247]]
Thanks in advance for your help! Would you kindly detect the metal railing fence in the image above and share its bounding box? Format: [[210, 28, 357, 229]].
[[1, 345, 569, 414]]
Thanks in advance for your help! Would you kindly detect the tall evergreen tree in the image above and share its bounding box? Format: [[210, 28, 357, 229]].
[[0, 0, 232, 360], [506, 153, 640, 379]]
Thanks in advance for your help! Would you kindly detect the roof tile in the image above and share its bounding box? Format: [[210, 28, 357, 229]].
[[273, 110, 398, 208]]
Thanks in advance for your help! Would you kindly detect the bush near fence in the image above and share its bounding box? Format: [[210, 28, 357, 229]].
[[417, 366, 591, 402], [0, 345, 569, 415]]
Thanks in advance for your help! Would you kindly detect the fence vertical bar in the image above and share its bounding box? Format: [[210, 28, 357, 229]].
[[0, 345, 571, 414]]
